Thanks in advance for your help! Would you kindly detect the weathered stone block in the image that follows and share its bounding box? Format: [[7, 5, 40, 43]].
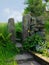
[[22, 14, 32, 41], [8, 18, 16, 43], [22, 14, 45, 42]]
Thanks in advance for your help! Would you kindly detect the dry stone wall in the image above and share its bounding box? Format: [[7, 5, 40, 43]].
[[22, 14, 45, 41]]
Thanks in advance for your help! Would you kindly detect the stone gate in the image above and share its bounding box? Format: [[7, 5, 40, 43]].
[[22, 13, 45, 41], [8, 18, 16, 43]]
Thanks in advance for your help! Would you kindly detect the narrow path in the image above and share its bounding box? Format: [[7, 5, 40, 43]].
[[15, 41, 41, 65]]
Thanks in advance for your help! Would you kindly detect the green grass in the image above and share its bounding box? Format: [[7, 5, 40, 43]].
[[0, 23, 18, 65], [0, 61, 17, 65], [0, 23, 7, 32], [0, 41, 18, 65], [0, 42, 18, 61]]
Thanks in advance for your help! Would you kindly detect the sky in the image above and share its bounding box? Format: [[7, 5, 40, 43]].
[[0, 0, 49, 23], [0, 0, 25, 22]]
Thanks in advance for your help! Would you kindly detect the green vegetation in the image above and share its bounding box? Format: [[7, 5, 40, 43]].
[[23, 33, 49, 57], [23, 33, 43, 50], [23, 0, 49, 57], [0, 23, 8, 36], [0, 23, 18, 65], [24, 0, 45, 16], [0, 34, 18, 60], [45, 21, 49, 33], [0, 19, 49, 64], [1, 0, 49, 64], [0, 61, 17, 65], [23, 34, 42, 51], [15, 22, 22, 39]]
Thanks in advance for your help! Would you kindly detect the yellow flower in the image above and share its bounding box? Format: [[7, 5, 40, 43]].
[[28, 30, 30, 32]]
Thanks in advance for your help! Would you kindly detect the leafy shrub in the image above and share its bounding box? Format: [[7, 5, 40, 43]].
[[15, 22, 22, 39], [0, 33, 19, 60], [0, 23, 20, 65], [42, 49, 49, 57], [23, 32, 49, 57], [23, 33, 43, 51]]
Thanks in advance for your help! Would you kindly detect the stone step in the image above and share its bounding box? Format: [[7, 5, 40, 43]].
[[18, 49, 28, 54], [15, 42, 40, 65], [18, 60, 40, 65], [16, 42, 28, 54], [16, 38, 21, 42], [14, 53, 33, 62], [16, 42, 22, 48]]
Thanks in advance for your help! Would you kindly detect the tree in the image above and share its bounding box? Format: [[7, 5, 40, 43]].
[[24, 0, 46, 16], [45, 0, 49, 2], [44, 0, 49, 21]]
